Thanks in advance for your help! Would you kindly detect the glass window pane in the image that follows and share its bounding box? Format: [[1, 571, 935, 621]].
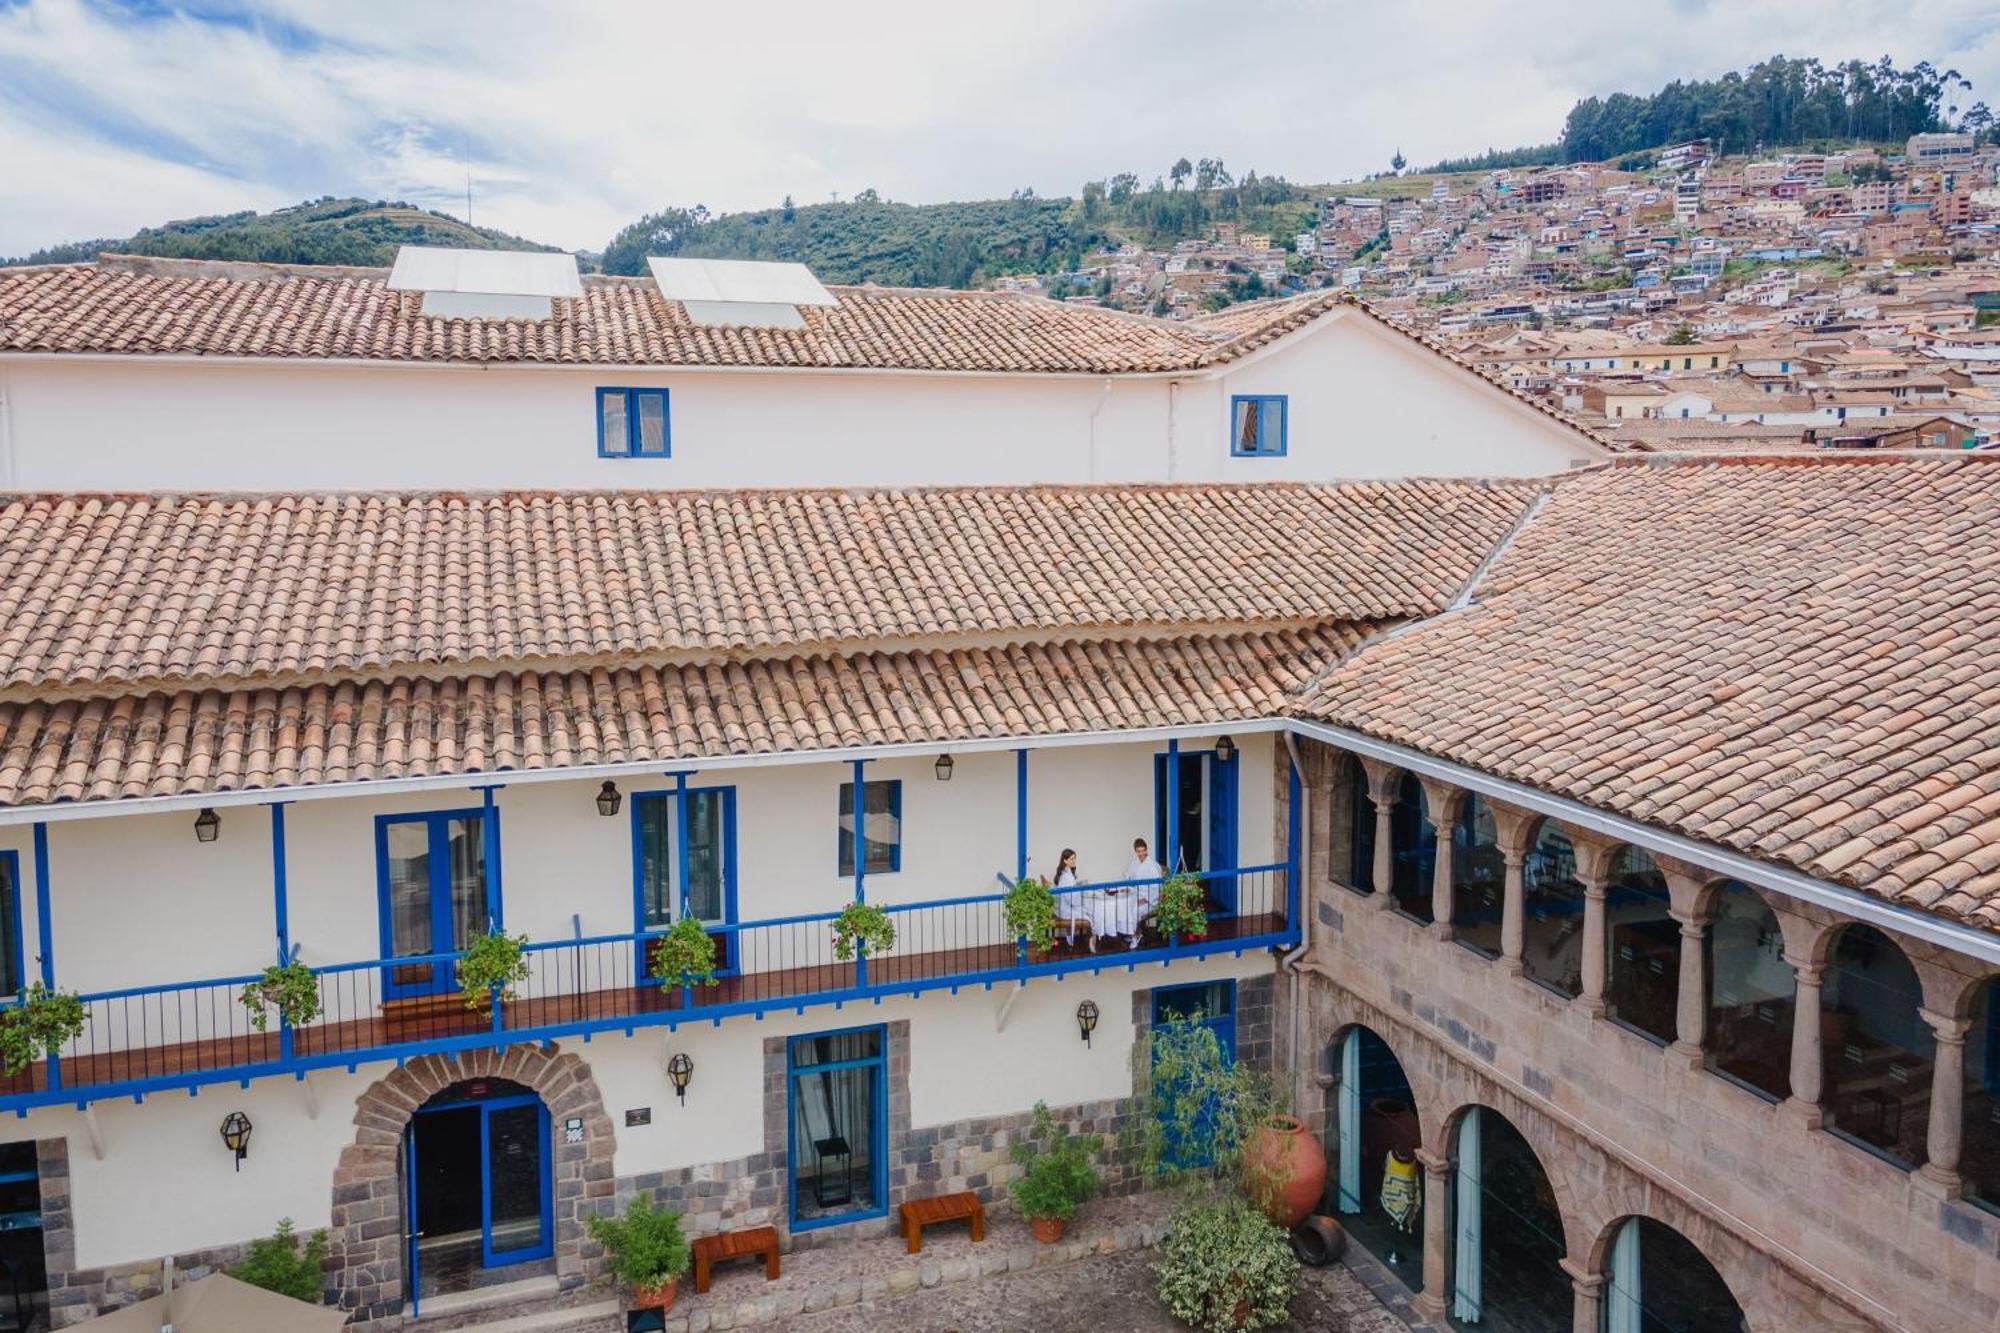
[[486, 1102, 546, 1255], [1704, 881, 1793, 1100], [447, 816, 487, 949], [1348, 759, 1376, 893], [387, 821, 433, 957], [1522, 823, 1584, 997], [838, 782, 899, 876], [1452, 794, 1505, 958], [1823, 925, 1932, 1167], [1389, 775, 1435, 922], [791, 1061, 877, 1220], [1965, 980, 2000, 1208], [637, 796, 672, 930], [635, 392, 667, 455], [1265, 398, 1286, 452], [599, 391, 629, 455], [686, 790, 726, 923], [1605, 847, 1677, 1044], [0, 859, 18, 997], [1233, 399, 1260, 453]]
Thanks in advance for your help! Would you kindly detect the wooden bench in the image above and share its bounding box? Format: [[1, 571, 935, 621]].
[[900, 1190, 985, 1254], [691, 1224, 780, 1294]]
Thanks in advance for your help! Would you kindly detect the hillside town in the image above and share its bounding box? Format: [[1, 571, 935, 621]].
[[1016, 131, 2000, 452]]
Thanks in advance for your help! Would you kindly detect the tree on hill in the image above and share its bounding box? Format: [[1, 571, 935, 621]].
[[1170, 158, 1193, 189], [600, 206, 712, 276]]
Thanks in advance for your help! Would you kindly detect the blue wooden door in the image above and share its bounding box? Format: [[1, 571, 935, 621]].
[[1151, 982, 1237, 1166], [379, 810, 489, 999]]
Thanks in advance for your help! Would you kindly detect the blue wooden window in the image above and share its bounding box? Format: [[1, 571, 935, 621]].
[[1229, 395, 1287, 456], [838, 780, 901, 876], [0, 853, 20, 999], [376, 809, 490, 999], [788, 1025, 887, 1229], [596, 387, 670, 458]]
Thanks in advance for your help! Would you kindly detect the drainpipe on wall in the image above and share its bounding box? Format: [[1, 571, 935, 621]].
[[1280, 732, 1315, 1112], [1166, 379, 1181, 480], [1087, 377, 1112, 482]]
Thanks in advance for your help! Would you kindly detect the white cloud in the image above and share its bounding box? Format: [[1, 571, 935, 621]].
[[3, 0, 1999, 256]]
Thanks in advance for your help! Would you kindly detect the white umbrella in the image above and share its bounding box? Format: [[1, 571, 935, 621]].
[[72, 1272, 347, 1333]]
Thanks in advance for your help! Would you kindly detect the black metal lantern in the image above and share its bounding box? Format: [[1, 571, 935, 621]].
[[219, 1111, 252, 1170], [595, 780, 623, 817], [667, 1052, 693, 1105], [1076, 999, 1100, 1047], [934, 753, 954, 782], [1212, 735, 1236, 764], [193, 808, 221, 843]]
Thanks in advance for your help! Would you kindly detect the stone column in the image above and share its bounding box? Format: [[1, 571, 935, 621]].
[[1917, 1007, 1971, 1199], [1430, 815, 1456, 938], [1577, 872, 1609, 1019], [1782, 955, 1825, 1130], [1669, 905, 1710, 1068], [1499, 848, 1527, 976], [1414, 1148, 1452, 1321], [1365, 765, 1399, 910], [1563, 1262, 1606, 1333]]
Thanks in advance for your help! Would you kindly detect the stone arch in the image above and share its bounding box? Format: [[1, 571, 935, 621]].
[[1585, 1210, 1764, 1333], [329, 1045, 618, 1319], [1437, 1099, 1579, 1326]]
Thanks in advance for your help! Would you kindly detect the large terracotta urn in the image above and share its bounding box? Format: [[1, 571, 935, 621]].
[[1246, 1115, 1327, 1228]]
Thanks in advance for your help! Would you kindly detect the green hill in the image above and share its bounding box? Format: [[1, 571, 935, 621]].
[[5, 196, 561, 268]]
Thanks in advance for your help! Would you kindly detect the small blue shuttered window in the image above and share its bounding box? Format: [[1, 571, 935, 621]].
[[597, 388, 670, 458], [1229, 395, 1287, 456]]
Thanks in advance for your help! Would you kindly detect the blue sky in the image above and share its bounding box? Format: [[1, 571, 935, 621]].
[[4, 0, 2000, 256]]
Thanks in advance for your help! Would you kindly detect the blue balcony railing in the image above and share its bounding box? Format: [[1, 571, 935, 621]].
[[2, 864, 1293, 1110]]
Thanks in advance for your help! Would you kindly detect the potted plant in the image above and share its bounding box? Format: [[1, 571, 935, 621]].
[[1244, 1113, 1327, 1230], [456, 930, 531, 1009], [0, 983, 85, 1077], [588, 1196, 690, 1313], [649, 916, 720, 990], [830, 902, 896, 962], [239, 960, 321, 1032], [229, 1217, 328, 1303], [1008, 1100, 1101, 1243], [1154, 1198, 1300, 1332], [1155, 872, 1208, 941], [1002, 877, 1059, 954]]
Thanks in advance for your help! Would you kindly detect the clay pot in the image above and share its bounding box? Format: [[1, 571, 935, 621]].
[[633, 1276, 679, 1313], [1029, 1215, 1068, 1244], [1290, 1214, 1347, 1267], [1246, 1115, 1327, 1229]]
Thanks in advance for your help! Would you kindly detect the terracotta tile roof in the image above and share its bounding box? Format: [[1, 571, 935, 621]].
[[0, 625, 1363, 806], [1299, 454, 2000, 930], [0, 482, 1533, 698], [0, 261, 1218, 374]]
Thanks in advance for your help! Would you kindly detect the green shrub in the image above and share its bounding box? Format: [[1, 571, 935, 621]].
[[830, 902, 896, 963], [0, 983, 85, 1076], [239, 961, 321, 1032], [649, 917, 720, 990], [1153, 872, 1208, 940], [455, 931, 530, 1009], [587, 1197, 690, 1289], [1002, 877, 1059, 952], [1007, 1101, 1101, 1223], [230, 1218, 328, 1304], [1154, 1199, 1299, 1332]]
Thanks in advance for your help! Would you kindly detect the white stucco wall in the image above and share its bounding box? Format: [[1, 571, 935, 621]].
[[0, 314, 1597, 491]]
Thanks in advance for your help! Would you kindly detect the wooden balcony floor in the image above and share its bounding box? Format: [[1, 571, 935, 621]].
[[3, 912, 1283, 1098]]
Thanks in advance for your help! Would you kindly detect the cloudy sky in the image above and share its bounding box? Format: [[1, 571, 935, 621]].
[[4, 0, 2000, 256]]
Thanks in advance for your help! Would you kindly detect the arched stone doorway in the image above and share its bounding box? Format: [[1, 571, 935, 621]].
[[1599, 1215, 1748, 1332], [1447, 1105, 1569, 1331], [330, 1047, 617, 1320], [1328, 1025, 1425, 1294]]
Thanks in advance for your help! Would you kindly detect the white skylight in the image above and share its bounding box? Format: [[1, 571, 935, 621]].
[[647, 257, 835, 329], [386, 247, 582, 320]]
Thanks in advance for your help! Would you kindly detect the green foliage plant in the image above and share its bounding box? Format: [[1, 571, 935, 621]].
[[831, 902, 896, 963], [649, 916, 720, 990], [587, 1197, 690, 1290], [1154, 872, 1208, 941], [0, 983, 85, 1077], [1129, 1017, 1291, 1202], [239, 960, 321, 1032], [1154, 1198, 1300, 1332], [1002, 877, 1059, 953], [230, 1218, 329, 1304], [456, 930, 531, 1009], [1008, 1101, 1102, 1223]]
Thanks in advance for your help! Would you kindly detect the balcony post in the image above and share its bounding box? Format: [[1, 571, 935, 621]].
[[674, 773, 692, 919], [479, 786, 503, 930], [271, 803, 294, 1061], [1165, 738, 1181, 876], [852, 758, 869, 989], [32, 822, 57, 1091], [1015, 748, 1029, 884]]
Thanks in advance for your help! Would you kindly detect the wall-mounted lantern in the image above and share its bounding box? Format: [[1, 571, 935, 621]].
[[219, 1111, 252, 1170], [934, 753, 954, 782], [596, 781, 623, 817], [667, 1052, 693, 1105], [1212, 735, 1236, 764], [194, 808, 221, 844], [1076, 999, 1100, 1048]]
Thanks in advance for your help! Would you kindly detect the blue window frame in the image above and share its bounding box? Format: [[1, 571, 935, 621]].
[[1151, 981, 1237, 1167], [1229, 394, 1288, 456], [596, 387, 670, 458], [787, 1025, 888, 1230], [838, 780, 901, 876], [376, 808, 491, 999], [632, 786, 739, 974], [0, 852, 21, 1000], [406, 1089, 553, 1309]]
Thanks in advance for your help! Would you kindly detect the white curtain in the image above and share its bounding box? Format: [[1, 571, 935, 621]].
[[1608, 1218, 1643, 1333], [1336, 1031, 1362, 1213], [1453, 1109, 1483, 1323]]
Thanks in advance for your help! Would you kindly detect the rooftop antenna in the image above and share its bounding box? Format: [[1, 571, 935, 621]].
[[465, 134, 474, 228]]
